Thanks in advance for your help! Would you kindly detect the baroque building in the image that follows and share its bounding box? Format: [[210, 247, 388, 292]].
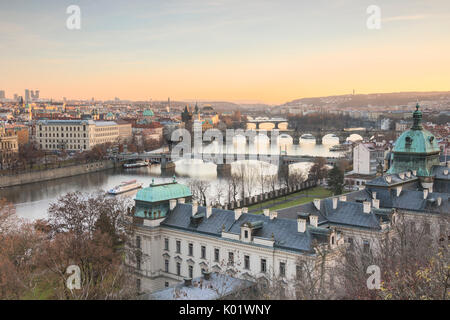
[[131, 104, 449, 298], [131, 178, 343, 296]]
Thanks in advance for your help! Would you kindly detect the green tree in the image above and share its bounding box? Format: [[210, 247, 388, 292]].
[[327, 164, 344, 195]]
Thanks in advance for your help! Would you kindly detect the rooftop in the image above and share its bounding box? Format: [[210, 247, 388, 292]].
[[143, 273, 254, 300]]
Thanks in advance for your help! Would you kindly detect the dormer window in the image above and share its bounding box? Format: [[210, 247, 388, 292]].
[[405, 136, 412, 147]]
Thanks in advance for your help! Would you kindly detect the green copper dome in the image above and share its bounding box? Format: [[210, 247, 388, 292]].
[[135, 181, 191, 203], [392, 104, 439, 155], [143, 109, 154, 117], [134, 180, 192, 219], [388, 104, 440, 177]]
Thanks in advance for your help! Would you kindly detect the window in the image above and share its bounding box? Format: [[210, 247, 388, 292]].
[[136, 279, 141, 293], [228, 252, 234, 264], [136, 236, 141, 249], [188, 243, 193, 256], [244, 230, 249, 239], [347, 237, 354, 250], [176, 240, 181, 253], [363, 240, 370, 254], [280, 262, 286, 277], [296, 265, 303, 280], [261, 259, 267, 273], [164, 238, 169, 251], [136, 255, 141, 270], [244, 255, 250, 270], [440, 224, 446, 236], [164, 282, 169, 288], [201, 246, 206, 259], [214, 248, 220, 262], [164, 260, 169, 273], [176, 262, 181, 276], [424, 222, 431, 235], [188, 265, 193, 278]]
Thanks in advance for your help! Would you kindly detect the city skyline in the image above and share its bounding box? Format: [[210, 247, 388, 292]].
[[1, 0, 450, 104]]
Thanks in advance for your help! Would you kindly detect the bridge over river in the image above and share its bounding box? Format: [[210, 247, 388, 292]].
[[113, 152, 346, 176]]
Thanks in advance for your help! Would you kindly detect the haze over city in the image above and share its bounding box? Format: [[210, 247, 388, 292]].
[[2, 0, 450, 104]]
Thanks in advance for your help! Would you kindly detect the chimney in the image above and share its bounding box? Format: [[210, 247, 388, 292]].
[[263, 209, 270, 217], [184, 278, 192, 287], [242, 207, 248, 214], [396, 186, 402, 197], [206, 205, 212, 218], [332, 197, 338, 210], [423, 189, 429, 199], [178, 198, 185, 204], [444, 169, 449, 176], [399, 173, 405, 180], [270, 211, 278, 220], [169, 199, 177, 210], [234, 208, 242, 220], [297, 217, 306, 233], [192, 201, 198, 216], [363, 201, 371, 214], [310, 215, 318, 227], [372, 192, 377, 200], [202, 271, 211, 280], [313, 199, 321, 211], [412, 170, 417, 176], [437, 197, 442, 206], [372, 198, 380, 209], [339, 195, 347, 202]]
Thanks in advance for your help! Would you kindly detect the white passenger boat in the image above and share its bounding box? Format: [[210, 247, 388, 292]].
[[123, 161, 148, 168], [108, 180, 143, 195]]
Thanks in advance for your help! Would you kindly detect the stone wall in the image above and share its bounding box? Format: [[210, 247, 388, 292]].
[[0, 160, 115, 188]]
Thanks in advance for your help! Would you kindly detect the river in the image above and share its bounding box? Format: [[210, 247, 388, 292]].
[[0, 136, 351, 220]]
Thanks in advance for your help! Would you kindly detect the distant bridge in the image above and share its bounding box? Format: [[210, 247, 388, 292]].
[[113, 152, 346, 176], [246, 118, 288, 130]]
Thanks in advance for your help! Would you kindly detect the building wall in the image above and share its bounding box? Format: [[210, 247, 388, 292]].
[[134, 215, 338, 296], [35, 120, 124, 151], [353, 144, 371, 174]]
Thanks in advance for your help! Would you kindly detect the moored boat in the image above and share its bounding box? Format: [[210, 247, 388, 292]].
[[123, 161, 148, 168], [108, 180, 143, 195]]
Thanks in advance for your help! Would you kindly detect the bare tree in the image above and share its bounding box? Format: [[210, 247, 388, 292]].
[[338, 212, 449, 300], [188, 179, 210, 206]]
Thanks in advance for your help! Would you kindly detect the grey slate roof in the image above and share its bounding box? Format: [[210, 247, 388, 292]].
[[389, 190, 450, 215], [277, 196, 385, 231], [161, 203, 330, 254], [365, 172, 419, 187]]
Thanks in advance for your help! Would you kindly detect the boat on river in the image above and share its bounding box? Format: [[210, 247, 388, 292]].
[[107, 180, 143, 195]]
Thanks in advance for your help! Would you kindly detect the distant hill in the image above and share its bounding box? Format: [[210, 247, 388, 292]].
[[283, 91, 450, 108]]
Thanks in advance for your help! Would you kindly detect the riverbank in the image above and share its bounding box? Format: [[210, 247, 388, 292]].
[[0, 160, 116, 188]]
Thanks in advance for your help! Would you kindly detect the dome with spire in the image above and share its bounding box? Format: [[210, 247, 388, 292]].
[[143, 109, 154, 117], [387, 104, 440, 177]]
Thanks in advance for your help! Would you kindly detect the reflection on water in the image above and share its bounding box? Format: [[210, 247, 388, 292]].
[[0, 139, 346, 221]]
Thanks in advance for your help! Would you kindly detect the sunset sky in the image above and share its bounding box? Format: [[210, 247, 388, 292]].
[[1, 0, 450, 104]]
